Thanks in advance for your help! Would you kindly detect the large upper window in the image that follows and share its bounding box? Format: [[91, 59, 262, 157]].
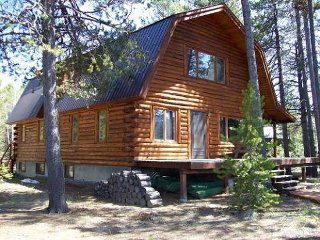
[[71, 114, 79, 143], [154, 109, 176, 141], [187, 48, 225, 83], [97, 110, 107, 142], [220, 117, 240, 142]]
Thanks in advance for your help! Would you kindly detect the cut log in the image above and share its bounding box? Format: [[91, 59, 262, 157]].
[[146, 191, 161, 200], [147, 199, 163, 208]]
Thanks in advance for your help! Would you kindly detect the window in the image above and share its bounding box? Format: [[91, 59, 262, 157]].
[[36, 162, 45, 175], [220, 117, 240, 142], [38, 120, 44, 142], [187, 48, 225, 83], [18, 161, 26, 172], [71, 114, 79, 143], [97, 110, 106, 142], [154, 108, 176, 141], [65, 164, 74, 179], [22, 124, 26, 142]]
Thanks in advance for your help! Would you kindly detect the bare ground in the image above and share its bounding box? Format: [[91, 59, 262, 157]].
[[1, 177, 320, 240]]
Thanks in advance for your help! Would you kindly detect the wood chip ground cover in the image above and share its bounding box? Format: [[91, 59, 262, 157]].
[[1, 177, 320, 240]]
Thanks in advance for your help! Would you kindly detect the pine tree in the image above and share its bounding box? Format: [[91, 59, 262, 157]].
[[219, 83, 280, 211], [0, 0, 142, 213]]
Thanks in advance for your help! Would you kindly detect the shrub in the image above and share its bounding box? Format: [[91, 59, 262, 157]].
[[0, 163, 13, 180]]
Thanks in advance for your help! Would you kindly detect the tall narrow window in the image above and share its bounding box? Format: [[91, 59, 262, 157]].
[[39, 120, 44, 142], [22, 124, 26, 142], [187, 48, 197, 77], [220, 117, 227, 142], [166, 111, 176, 140], [98, 110, 106, 142], [154, 108, 176, 141], [216, 57, 225, 83], [71, 114, 79, 143], [187, 48, 225, 83]]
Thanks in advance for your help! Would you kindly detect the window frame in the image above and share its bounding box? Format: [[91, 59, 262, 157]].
[[96, 109, 108, 143], [71, 113, 79, 144], [152, 107, 177, 142], [186, 47, 227, 84], [35, 162, 45, 175], [219, 116, 240, 143]]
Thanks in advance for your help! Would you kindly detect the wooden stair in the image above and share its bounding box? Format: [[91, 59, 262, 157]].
[[271, 169, 305, 193]]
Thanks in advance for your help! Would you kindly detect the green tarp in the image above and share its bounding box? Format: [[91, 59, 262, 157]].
[[151, 174, 224, 198]]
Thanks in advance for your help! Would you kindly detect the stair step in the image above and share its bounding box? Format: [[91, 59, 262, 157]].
[[271, 169, 285, 174], [275, 180, 300, 185], [271, 175, 293, 179], [283, 185, 306, 191]]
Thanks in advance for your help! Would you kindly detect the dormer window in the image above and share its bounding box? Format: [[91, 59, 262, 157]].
[[187, 48, 225, 84]]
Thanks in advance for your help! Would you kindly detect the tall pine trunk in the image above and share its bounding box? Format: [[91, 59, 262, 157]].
[[272, 0, 290, 158], [241, 0, 266, 156], [296, 6, 317, 157], [42, 0, 68, 213], [302, 5, 318, 177], [308, 0, 320, 126]]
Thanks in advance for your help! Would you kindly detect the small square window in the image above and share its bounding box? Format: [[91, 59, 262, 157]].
[[36, 162, 45, 175], [65, 165, 74, 179], [18, 161, 26, 173]]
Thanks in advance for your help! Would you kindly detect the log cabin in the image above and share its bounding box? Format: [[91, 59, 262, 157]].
[[8, 4, 294, 184]]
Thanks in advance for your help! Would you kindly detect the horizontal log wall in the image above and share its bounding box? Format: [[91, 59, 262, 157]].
[[15, 102, 136, 166], [134, 16, 249, 160]]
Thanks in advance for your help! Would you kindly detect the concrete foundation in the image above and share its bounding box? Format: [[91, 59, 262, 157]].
[[15, 160, 130, 182]]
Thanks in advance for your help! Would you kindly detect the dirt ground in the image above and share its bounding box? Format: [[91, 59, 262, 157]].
[[1, 177, 320, 240]]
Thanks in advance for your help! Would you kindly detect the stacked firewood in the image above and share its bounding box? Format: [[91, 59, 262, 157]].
[[94, 170, 163, 208]]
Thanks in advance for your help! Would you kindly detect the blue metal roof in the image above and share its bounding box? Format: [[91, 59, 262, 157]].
[[8, 17, 174, 121], [7, 78, 43, 124]]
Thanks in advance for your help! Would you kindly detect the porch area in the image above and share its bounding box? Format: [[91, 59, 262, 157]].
[[135, 157, 320, 202]]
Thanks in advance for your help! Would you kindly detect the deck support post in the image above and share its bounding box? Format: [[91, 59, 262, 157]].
[[179, 169, 187, 203], [272, 122, 277, 157], [301, 167, 306, 182]]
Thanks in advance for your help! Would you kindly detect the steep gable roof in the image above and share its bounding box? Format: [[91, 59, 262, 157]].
[[8, 4, 294, 124]]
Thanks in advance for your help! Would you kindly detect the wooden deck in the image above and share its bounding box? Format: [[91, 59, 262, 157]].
[[135, 157, 320, 202]]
